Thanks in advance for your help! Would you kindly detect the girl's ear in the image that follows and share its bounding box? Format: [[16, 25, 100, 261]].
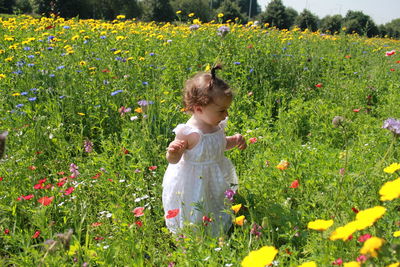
[[193, 105, 203, 113]]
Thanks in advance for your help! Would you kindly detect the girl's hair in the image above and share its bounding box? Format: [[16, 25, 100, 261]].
[[183, 65, 233, 112]]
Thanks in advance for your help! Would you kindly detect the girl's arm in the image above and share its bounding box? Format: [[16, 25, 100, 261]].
[[226, 134, 247, 150], [166, 139, 187, 164]]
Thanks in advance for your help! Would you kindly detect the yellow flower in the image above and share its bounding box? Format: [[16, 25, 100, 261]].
[[384, 163, 400, 173], [116, 15, 126, 19], [241, 246, 278, 267], [79, 61, 86, 66], [114, 50, 121, 55], [0, 74, 6, 79], [298, 261, 317, 267], [188, 13, 195, 17], [307, 219, 334, 231], [193, 19, 201, 24], [329, 221, 359, 241], [77, 113, 85, 116], [359, 237, 384, 257], [134, 107, 142, 113], [234, 215, 245, 226], [394, 230, 400, 237], [343, 262, 361, 267], [231, 204, 242, 214], [5, 56, 14, 62], [355, 206, 386, 229], [71, 35, 79, 41], [218, 13, 224, 18], [276, 160, 289, 170], [0, 49, 5, 54], [116, 36, 126, 40], [176, 10, 182, 14], [386, 263, 400, 267], [379, 178, 400, 201], [12, 93, 21, 96]]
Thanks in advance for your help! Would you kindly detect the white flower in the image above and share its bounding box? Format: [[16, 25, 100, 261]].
[[214, 247, 221, 251]]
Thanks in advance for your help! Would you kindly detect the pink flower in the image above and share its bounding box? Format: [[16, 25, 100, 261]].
[[132, 207, 145, 217], [248, 137, 257, 144], [165, 209, 179, 219], [356, 255, 368, 263], [290, 180, 299, 188], [358, 233, 372, 242], [64, 187, 75, 195], [332, 258, 343, 265], [148, 166, 157, 171], [385, 50, 396, 56]]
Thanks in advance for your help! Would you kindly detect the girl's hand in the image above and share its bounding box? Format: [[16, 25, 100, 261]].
[[234, 134, 247, 150], [167, 140, 187, 154]]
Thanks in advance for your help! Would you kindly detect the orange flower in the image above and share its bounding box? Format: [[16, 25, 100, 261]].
[[276, 160, 289, 170], [234, 215, 245, 226]]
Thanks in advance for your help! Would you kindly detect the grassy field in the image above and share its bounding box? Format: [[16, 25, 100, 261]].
[[0, 14, 399, 266]]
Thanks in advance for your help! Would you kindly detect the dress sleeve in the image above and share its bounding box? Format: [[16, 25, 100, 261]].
[[173, 124, 201, 136], [219, 117, 228, 129]]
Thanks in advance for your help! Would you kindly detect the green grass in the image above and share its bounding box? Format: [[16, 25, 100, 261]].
[[0, 15, 399, 266]]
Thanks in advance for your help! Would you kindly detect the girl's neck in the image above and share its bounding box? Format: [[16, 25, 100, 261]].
[[187, 115, 219, 134]]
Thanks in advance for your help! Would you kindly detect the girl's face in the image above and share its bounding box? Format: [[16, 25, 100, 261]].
[[196, 95, 232, 127]]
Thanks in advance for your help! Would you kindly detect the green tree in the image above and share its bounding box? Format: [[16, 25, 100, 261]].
[[258, 0, 290, 29], [383, 18, 400, 38], [141, 0, 174, 22], [343, 10, 378, 37], [216, 0, 245, 23], [0, 0, 15, 13], [170, 0, 211, 22], [294, 9, 319, 32], [284, 7, 298, 29], [13, 0, 32, 13], [320, 14, 342, 34], [237, 0, 260, 19]]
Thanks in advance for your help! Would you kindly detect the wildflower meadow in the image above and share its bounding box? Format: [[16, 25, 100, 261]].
[[0, 14, 399, 266]]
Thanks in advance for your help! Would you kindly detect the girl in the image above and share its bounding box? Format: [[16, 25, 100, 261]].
[[162, 65, 247, 236]]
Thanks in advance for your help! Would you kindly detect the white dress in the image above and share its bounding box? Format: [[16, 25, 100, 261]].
[[162, 119, 238, 236]]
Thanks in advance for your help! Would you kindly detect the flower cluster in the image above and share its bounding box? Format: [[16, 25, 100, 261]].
[[382, 118, 400, 136]]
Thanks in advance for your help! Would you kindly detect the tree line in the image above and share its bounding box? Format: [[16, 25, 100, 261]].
[[1, 0, 399, 38]]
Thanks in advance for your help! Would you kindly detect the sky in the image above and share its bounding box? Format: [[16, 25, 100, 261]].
[[258, 0, 399, 25]]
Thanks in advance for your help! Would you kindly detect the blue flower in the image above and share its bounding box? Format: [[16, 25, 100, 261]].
[[27, 63, 35, 67], [49, 74, 55, 77], [24, 46, 31, 51], [100, 36, 106, 39], [30, 88, 37, 92], [59, 95, 66, 99], [63, 26, 70, 29], [21, 92, 28, 96], [28, 97, 37, 101], [149, 52, 155, 56], [142, 81, 148, 85], [137, 100, 154, 106], [48, 36, 55, 41], [12, 70, 23, 75], [16, 104, 24, 108], [57, 65, 65, 70], [234, 62, 241, 65], [47, 47, 54, 50], [111, 90, 123, 96], [27, 55, 35, 58]]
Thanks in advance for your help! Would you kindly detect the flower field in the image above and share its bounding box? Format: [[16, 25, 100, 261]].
[[0, 14, 399, 266]]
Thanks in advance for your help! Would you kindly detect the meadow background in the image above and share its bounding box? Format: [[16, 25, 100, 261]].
[[0, 14, 399, 266]]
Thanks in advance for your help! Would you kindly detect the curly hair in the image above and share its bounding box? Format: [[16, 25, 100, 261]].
[[183, 65, 232, 112]]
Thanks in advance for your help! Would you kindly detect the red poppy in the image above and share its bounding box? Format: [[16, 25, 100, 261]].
[[347, 234, 353, 240], [91, 222, 102, 227], [91, 172, 102, 179], [4, 229, 10, 235], [133, 207, 145, 217], [148, 166, 158, 171], [0, 177, 3, 181], [135, 221, 143, 227], [351, 207, 359, 213], [34, 183, 43, 190], [107, 179, 113, 182], [397, 60, 400, 64], [345, 55, 351, 59], [57, 181, 66, 187], [38, 196, 54, 206], [315, 83, 323, 88], [101, 69, 110, 73], [38, 178, 47, 184], [353, 108, 361, 112], [390, 68, 395, 71], [248, 137, 257, 144], [17, 194, 34, 201], [32, 230, 40, 238], [28, 165, 37, 170], [94, 236, 104, 240], [165, 209, 179, 219], [64, 187, 74, 195], [289, 180, 299, 188]]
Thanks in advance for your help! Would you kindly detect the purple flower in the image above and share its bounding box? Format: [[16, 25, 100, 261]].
[[234, 62, 241, 65], [111, 90, 123, 96], [383, 118, 400, 136], [149, 52, 155, 56], [189, 24, 200, 31], [28, 97, 37, 101], [118, 106, 131, 116], [217, 26, 230, 36], [137, 100, 154, 107], [84, 139, 93, 153], [224, 189, 236, 201], [21, 92, 28, 96], [69, 163, 79, 178], [250, 223, 262, 237]]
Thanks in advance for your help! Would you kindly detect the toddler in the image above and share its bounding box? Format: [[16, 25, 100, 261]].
[[162, 65, 247, 236]]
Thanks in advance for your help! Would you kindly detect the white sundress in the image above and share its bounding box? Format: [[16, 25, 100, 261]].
[[162, 119, 238, 236]]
